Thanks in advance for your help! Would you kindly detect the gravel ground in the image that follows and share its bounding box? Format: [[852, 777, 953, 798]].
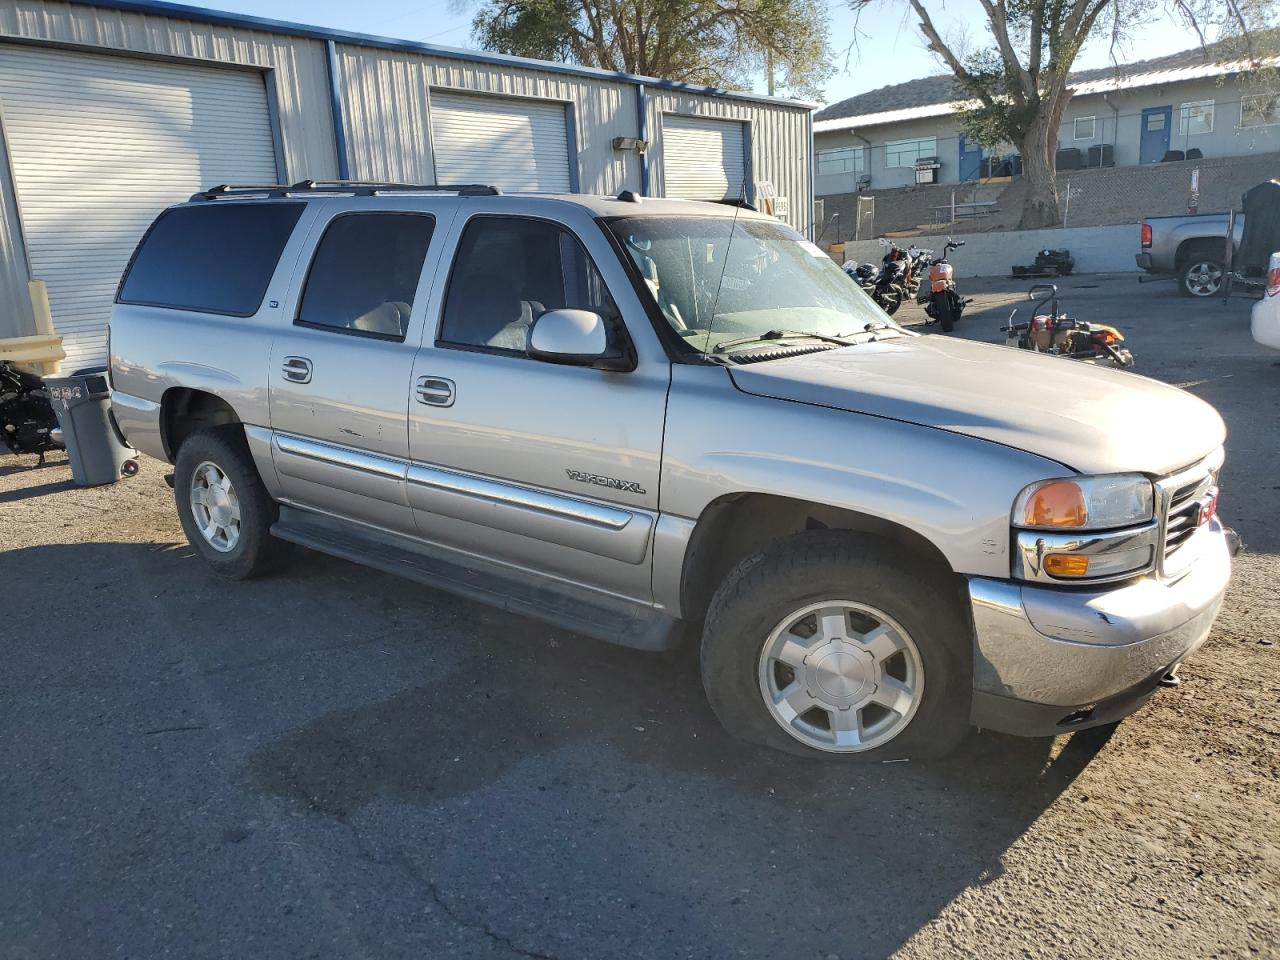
[[1, 274, 1277, 960]]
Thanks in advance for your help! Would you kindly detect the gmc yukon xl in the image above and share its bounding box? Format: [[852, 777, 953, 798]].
[[109, 182, 1234, 760]]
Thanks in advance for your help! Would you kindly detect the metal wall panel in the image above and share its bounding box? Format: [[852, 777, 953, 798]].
[[425, 56, 637, 197], [648, 91, 811, 232], [0, 106, 31, 340], [431, 92, 572, 192], [0, 0, 338, 181], [333, 45, 434, 183], [335, 43, 644, 196], [661, 114, 746, 200], [0, 43, 278, 368]]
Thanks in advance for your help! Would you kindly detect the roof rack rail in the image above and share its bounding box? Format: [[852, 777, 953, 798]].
[[189, 181, 502, 201]]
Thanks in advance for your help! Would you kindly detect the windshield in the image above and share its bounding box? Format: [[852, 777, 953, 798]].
[[607, 215, 896, 354]]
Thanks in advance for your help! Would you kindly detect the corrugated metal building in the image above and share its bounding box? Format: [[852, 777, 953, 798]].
[[0, 0, 814, 368]]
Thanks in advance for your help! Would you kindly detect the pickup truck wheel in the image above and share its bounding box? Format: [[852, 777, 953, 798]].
[[174, 427, 290, 580], [1180, 258, 1224, 297], [701, 531, 970, 760]]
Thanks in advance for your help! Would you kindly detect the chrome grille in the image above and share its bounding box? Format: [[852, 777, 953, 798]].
[[1156, 451, 1221, 577], [1164, 478, 1207, 555]]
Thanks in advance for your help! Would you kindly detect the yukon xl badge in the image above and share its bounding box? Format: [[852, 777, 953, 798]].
[[566, 469, 645, 495]]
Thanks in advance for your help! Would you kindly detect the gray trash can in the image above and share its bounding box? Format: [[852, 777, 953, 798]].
[[44, 368, 139, 486]]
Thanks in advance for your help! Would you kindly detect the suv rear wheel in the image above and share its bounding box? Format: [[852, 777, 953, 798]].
[[700, 531, 970, 760], [174, 426, 290, 579]]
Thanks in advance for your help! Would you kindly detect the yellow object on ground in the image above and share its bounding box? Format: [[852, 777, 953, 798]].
[[0, 334, 65, 375]]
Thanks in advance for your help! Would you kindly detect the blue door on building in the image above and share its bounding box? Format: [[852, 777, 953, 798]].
[[1140, 106, 1172, 164], [958, 133, 983, 180]]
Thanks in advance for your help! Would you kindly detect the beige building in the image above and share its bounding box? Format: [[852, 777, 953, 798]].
[[815, 43, 1280, 197]]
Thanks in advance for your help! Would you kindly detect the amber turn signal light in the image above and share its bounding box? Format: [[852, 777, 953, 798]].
[[1022, 480, 1087, 528], [1044, 554, 1090, 577]]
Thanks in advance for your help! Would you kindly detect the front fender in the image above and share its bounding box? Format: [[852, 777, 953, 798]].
[[659, 365, 1068, 582]]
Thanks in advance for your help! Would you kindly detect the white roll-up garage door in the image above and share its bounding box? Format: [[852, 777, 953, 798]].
[[0, 45, 278, 369], [430, 92, 573, 194], [661, 115, 747, 201]]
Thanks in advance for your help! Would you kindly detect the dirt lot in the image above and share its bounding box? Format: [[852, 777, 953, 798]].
[[1, 275, 1277, 960]]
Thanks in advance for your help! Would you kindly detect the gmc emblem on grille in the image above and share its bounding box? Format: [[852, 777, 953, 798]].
[[565, 469, 645, 495]]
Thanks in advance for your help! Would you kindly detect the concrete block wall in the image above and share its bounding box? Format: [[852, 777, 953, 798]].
[[834, 223, 1138, 277], [821, 151, 1280, 239]]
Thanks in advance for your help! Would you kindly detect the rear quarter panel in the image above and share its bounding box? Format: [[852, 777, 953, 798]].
[[108, 203, 320, 461]]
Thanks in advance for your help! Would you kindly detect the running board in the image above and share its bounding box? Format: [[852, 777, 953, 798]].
[[271, 506, 684, 652]]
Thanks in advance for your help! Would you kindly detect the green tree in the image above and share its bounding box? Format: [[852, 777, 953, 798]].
[[471, 0, 832, 99], [849, 0, 1275, 228]]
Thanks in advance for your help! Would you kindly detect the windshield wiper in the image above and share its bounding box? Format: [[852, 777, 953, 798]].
[[711, 329, 858, 354]]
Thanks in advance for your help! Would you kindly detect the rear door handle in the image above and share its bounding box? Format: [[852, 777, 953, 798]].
[[282, 356, 312, 383], [415, 376, 455, 407]]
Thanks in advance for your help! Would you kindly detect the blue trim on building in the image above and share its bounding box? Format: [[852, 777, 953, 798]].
[[261, 69, 289, 181], [806, 109, 815, 239], [324, 40, 350, 180], [635, 83, 649, 196], [68, 0, 817, 111], [741, 121, 754, 205], [564, 101, 581, 192]]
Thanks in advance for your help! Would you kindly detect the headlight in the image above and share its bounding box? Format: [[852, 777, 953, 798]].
[[1013, 474, 1154, 531]]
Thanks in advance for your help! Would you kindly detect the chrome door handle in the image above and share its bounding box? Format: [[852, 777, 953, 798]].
[[282, 356, 312, 383], [415, 376, 455, 407]]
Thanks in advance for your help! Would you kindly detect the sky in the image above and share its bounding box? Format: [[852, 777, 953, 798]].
[[197, 0, 1208, 107]]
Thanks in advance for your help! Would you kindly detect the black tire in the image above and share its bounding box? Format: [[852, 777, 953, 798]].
[[700, 530, 972, 761], [174, 425, 291, 580], [1178, 257, 1224, 297], [933, 293, 956, 332]]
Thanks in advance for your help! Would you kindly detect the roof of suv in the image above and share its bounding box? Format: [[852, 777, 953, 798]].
[[189, 182, 774, 221]]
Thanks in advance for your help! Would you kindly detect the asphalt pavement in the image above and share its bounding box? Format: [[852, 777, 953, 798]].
[[1, 274, 1276, 960]]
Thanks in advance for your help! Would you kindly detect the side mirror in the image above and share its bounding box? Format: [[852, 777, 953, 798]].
[[527, 309, 634, 372]]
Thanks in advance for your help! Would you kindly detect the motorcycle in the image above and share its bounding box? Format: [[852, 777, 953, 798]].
[[842, 259, 880, 294], [905, 245, 933, 298], [872, 258, 910, 315], [843, 254, 904, 315], [921, 239, 971, 332], [1002, 284, 1134, 369], [1, 360, 63, 463]]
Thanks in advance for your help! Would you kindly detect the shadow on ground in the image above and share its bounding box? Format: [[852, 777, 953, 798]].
[[2, 533, 1119, 958]]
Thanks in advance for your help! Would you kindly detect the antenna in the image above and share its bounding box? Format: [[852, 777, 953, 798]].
[[702, 180, 747, 353]]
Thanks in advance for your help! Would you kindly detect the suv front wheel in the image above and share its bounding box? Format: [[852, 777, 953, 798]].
[[174, 426, 291, 579], [700, 531, 971, 760]]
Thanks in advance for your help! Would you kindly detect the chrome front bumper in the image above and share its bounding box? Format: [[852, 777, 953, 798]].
[[968, 519, 1233, 736]]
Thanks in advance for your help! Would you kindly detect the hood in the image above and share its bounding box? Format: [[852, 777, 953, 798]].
[[727, 335, 1225, 476]]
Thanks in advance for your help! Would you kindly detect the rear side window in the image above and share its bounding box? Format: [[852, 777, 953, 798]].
[[118, 202, 304, 316], [296, 213, 435, 341]]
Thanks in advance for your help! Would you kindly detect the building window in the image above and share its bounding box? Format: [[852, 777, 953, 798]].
[[885, 136, 937, 168], [1241, 93, 1280, 127], [1179, 100, 1215, 136], [1073, 116, 1096, 140], [816, 146, 866, 177]]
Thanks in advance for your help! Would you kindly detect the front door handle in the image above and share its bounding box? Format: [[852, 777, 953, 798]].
[[415, 376, 455, 407], [282, 356, 313, 383]]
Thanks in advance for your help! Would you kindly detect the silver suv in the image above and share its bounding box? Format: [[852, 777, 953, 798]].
[[108, 182, 1234, 760]]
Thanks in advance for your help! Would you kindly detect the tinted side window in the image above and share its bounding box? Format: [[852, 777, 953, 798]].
[[440, 217, 618, 353], [296, 213, 435, 341], [119, 202, 304, 316]]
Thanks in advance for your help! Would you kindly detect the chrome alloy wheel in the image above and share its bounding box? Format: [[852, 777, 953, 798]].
[[1184, 261, 1223, 296], [758, 600, 924, 753], [190, 460, 241, 553]]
